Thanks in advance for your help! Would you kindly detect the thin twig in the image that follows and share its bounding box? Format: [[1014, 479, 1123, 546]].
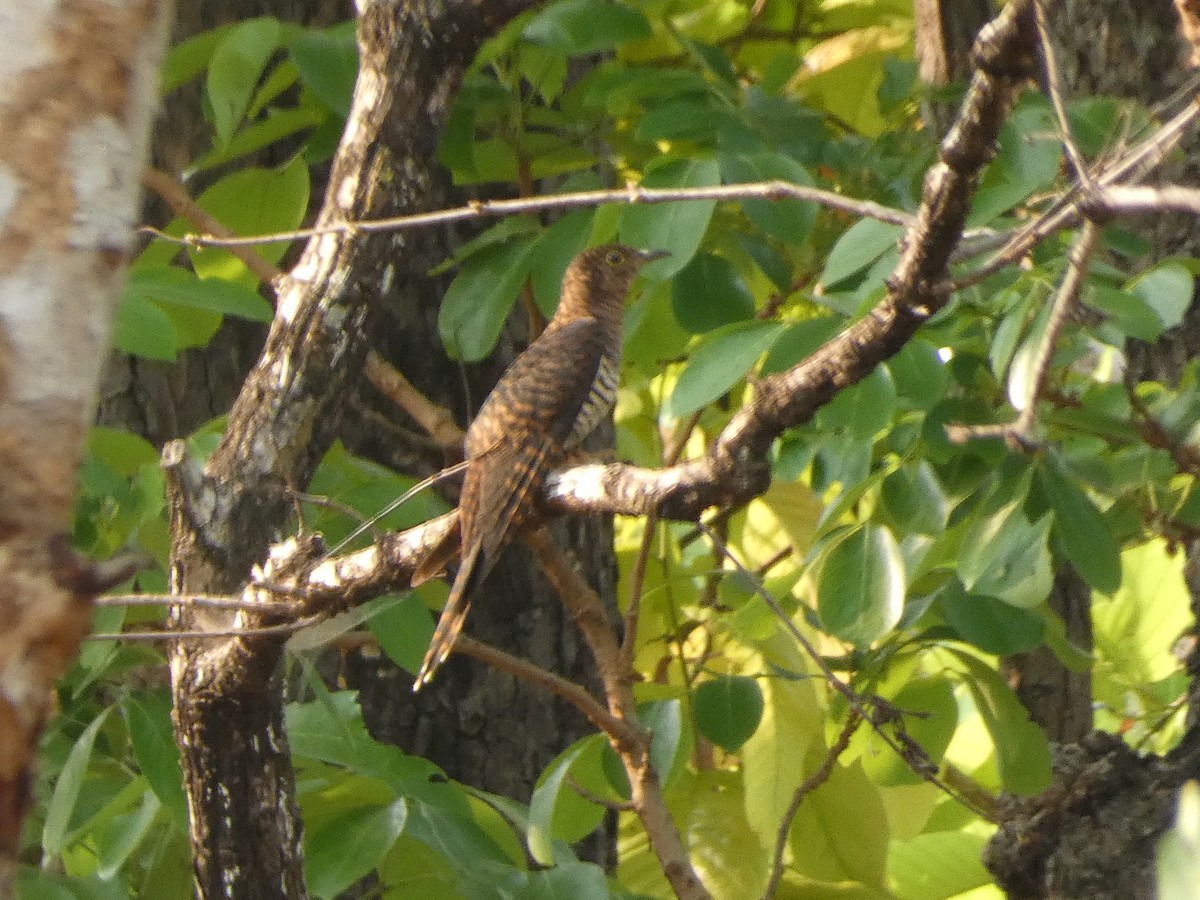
[[946, 219, 1101, 448], [365, 352, 464, 451], [1033, 0, 1093, 188], [96, 592, 301, 614], [455, 635, 632, 742], [524, 526, 712, 900], [760, 711, 862, 900], [142, 167, 283, 282], [566, 775, 635, 812], [141, 181, 914, 250]]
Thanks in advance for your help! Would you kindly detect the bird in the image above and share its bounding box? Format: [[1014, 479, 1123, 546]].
[[413, 243, 667, 689]]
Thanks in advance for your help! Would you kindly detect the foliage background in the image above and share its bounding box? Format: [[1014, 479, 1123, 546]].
[[18, 0, 1200, 897]]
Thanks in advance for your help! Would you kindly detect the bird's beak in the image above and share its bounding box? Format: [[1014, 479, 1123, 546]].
[[638, 249, 671, 264]]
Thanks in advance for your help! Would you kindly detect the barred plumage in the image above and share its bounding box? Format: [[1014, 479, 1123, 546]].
[[414, 243, 666, 689]]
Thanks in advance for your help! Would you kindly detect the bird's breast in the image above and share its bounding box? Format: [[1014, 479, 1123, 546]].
[[567, 354, 620, 447]]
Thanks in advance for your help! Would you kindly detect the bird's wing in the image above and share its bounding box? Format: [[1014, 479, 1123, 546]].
[[461, 317, 612, 568]]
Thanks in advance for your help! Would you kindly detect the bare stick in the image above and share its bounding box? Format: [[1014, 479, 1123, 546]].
[[365, 352, 464, 451], [142, 181, 914, 250], [946, 219, 1101, 448], [524, 526, 712, 900], [760, 711, 863, 900], [455, 635, 633, 743], [97, 592, 301, 614]]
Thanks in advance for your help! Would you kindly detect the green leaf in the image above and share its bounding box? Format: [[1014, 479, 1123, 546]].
[[368, 594, 436, 675], [820, 218, 903, 288], [15, 868, 130, 900], [619, 156, 721, 277], [1093, 540, 1191, 688], [438, 234, 539, 361], [124, 693, 188, 825], [671, 252, 755, 333], [190, 158, 311, 279], [96, 791, 161, 879], [43, 708, 113, 860], [288, 26, 358, 116], [116, 293, 178, 361], [1088, 283, 1167, 342], [305, 799, 407, 899], [525, 861, 610, 900], [523, 0, 652, 55], [969, 100, 1061, 225], [759, 318, 843, 375], [87, 428, 159, 475], [206, 17, 282, 147], [693, 675, 764, 752], [816, 366, 897, 439], [125, 267, 273, 322], [1036, 454, 1122, 593], [637, 98, 738, 144], [741, 669, 824, 846], [787, 759, 889, 887], [666, 321, 785, 418], [889, 829, 992, 900], [531, 211, 594, 317], [684, 770, 769, 898], [161, 25, 232, 94], [517, 42, 569, 104], [958, 497, 1054, 609], [641, 699, 686, 785], [528, 743, 587, 866], [1128, 262, 1193, 333], [939, 580, 1045, 656], [1159, 781, 1200, 900], [949, 648, 1051, 795], [816, 524, 905, 647], [879, 462, 947, 536], [720, 152, 817, 243], [886, 339, 948, 409], [190, 107, 327, 174]]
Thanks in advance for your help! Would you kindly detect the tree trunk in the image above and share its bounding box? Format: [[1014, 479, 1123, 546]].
[[0, 0, 168, 891], [165, 2, 540, 896]]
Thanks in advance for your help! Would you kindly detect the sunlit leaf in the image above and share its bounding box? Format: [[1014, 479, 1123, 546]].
[[816, 524, 905, 647]]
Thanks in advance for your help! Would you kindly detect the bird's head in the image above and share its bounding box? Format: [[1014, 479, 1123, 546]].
[[564, 243, 669, 313]]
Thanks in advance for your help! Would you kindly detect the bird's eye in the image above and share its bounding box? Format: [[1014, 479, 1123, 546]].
[[605, 249, 625, 266]]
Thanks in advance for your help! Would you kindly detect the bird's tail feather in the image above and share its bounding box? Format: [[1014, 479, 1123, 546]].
[[413, 541, 481, 690]]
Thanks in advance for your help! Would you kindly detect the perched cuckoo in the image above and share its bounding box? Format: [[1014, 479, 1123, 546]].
[[413, 243, 666, 689]]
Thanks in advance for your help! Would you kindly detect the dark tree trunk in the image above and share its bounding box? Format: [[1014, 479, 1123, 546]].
[[118, 0, 619, 881], [163, 2, 544, 897]]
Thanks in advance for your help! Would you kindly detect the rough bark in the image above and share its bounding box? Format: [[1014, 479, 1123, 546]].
[[165, 2, 537, 897], [0, 0, 168, 891], [1005, 567, 1093, 744], [914, 0, 996, 133]]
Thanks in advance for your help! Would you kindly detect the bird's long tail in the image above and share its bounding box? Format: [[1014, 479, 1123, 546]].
[[413, 541, 482, 690]]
